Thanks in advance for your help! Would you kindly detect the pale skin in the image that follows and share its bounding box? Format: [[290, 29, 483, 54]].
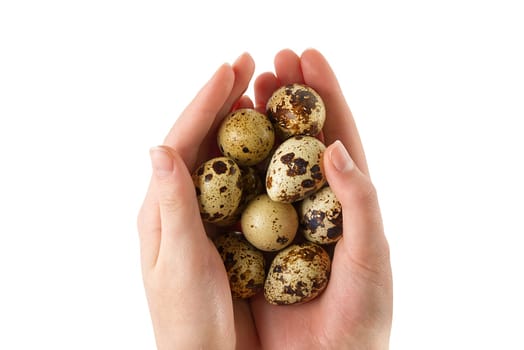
[[137, 49, 393, 350]]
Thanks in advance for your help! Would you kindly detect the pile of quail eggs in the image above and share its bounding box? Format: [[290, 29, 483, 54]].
[[192, 83, 343, 305]]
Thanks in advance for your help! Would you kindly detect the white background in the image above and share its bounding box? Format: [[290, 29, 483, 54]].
[[1, 0, 523, 349]]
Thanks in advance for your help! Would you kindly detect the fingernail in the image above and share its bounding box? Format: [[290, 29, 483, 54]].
[[329, 140, 354, 173], [150, 146, 173, 177]]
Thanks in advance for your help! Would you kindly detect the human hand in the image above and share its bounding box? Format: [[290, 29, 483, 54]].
[[137, 49, 392, 350], [248, 49, 393, 349], [136, 53, 258, 349]]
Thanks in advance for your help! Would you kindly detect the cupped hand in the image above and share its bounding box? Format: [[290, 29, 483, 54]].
[[137, 49, 393, 350], [137, 53, 260, 350], [248, 49, 393, 349]]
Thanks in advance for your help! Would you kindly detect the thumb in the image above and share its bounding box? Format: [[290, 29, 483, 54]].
[[323, 140, 389, 270], [150, 146, 207, 260]]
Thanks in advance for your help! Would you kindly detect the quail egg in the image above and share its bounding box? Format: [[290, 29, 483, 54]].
[[266, 83, 325, 139], [217, 108, 275, 166], [241, 194, 298, 252], [214, 166, 265, 228], [192, 157, 242, 224], [264, 242, 331, 305], [239, 166, 265, 207], [266, 136, 326, 203], [214, 232, 266, 299], [299, 186, 343, 244]]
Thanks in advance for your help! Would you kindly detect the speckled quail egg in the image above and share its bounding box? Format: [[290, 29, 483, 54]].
[[239, 166, 265, 207], [266, 83, 326, 139], [217, 108, 275, 166], [192, 157, 242, 224], [264, 242, 331, 305], [215, 166, 265, 228], [241, 194, 298, 252], [266, 136, 326, 203], [214, 232, 266, 299], [299, 186, 343, 244]]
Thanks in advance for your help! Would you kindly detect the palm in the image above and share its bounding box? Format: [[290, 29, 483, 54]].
[[248, 271, 337, 349], [234, 237, 387, 349]]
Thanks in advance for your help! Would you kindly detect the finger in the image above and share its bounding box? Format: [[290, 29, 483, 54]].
[[149, 146, 208, 263], [233, 95, 254, 110], [196, 54, 255, 170], [217, 53, 255, 118], [233, 299, 260, 348], [301, 48, 370, 175], [323, 141, 389, 270], [274, 49, 304, 85], [137, 177, 161, 269], [254, 72, 278, 113], [164, 63, 235, 170]]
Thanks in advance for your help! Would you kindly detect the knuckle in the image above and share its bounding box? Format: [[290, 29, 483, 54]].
[[352, 177, 379, 207], [155, 177, 188, 214], [159, 192, 185, 214]]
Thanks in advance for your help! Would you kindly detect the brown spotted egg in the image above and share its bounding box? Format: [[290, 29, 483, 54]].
[[266, 136, 326, 203], [217, 108, 275, 166], [266, 83, 326, 139], [192, 157, 242, 224], [238, 166, 265, 207], [241, 194, 297, 252], [214, 232, 266, 299], [299, 186, 343, 244], [264, 242, 331, 305], [215, 166, 265, 228]]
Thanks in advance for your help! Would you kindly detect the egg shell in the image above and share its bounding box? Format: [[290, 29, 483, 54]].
[[264, 242, 331, 305], [214, 166, 264, 228], [217, 108, 275, 166], [192, 157, 242, 224], [214, 232, 266, 299], [238, 166, 265, 207], [241, 194, 298, 252], [266, 136, 326, 203], [266, 83, 326, 139], [298, 186, 343, 244]]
